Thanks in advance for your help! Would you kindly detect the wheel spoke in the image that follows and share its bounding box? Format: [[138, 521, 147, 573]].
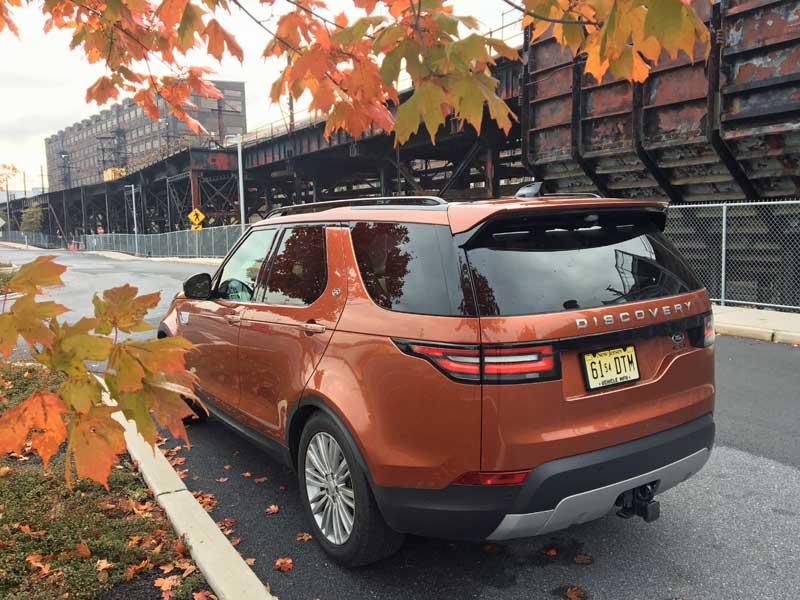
[[312, 495, 328, 515], [338, 498, 354, 535], [305, 468, 327, 488]]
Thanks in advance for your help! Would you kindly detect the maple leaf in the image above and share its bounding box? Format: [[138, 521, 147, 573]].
[[75, 542, 92, 558], [193, 591, 217, 600], [86, 76, 119, 105], [215, 477, 229, 483], [254, 477, 268, 483], [0, 390, 69, 467], [155, 574, 181, 599], [10, 295, 69, 349], [93, 284, 160, 334], [295, 532, 312, 542], [96, 558, 115, 582], [203, 19, 243, 62], [66, 405, 127, 490], [7, 255, 65, 295], [265, 504, 279, 515], [242, 471, 252, 478], [124, 559, 150, 581], [245, 557, 256, 565], [230, 536, 241, 546], [274, 557, 293, 572]]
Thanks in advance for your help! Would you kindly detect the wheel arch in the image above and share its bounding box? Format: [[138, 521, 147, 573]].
[[287, 395, 373, 484]]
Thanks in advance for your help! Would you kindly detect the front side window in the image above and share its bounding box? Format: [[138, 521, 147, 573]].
[[217, 228, 277, 301], [263, 226, 327, 306]]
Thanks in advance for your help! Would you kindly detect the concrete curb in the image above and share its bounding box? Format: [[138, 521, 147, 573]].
[[108, 406, 274, 600], [713, 305, 800, 346], [86, 250, 223, 266]]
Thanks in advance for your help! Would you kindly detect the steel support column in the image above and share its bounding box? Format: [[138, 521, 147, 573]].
[[571, 58, 611, 197]]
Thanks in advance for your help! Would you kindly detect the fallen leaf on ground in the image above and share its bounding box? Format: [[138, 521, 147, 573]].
[[230, 537, 241, 547], [155, 575, 181, 599], [574, 553, 593, 565], [265, 504, 279, 515], [254, 477, 268, 483], [124, 559, 150, 581], [192, 491, 217, 512], [96, 558, 114, 582], [193, 592, 217, 600], [175, 537, 188, 555], [74, 542, 91, 558], [18, 524, 46, 536], [563, 586, 587, 600], [544, 547, 558, 557], [223, 465, 231, 470], [0, 466, 11, 478], [245, 557, 256, 565], [216, 517, 236, 529], [274, 557, 293, 572], [295, 532, 312, 542], [215, 477, 229, 483], [242, 471, 252, 478]]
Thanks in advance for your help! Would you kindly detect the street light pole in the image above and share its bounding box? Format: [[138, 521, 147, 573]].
[[127, 184, 139, 256], [226, 133, 246, 234]]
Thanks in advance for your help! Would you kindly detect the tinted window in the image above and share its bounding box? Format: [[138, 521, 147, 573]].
[[263, 226, 327, 306], [218, 228, 277, 301], [351, 222, 469, 316], [466, 215, 702, 317]]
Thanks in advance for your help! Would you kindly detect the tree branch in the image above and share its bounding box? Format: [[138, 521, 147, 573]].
[[498, 0, 599, 26]]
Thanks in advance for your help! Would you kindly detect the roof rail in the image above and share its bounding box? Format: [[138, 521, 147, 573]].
[[265, 196, 447, 218], [514, 183, 602, 199], [538, 192, 602, 198]]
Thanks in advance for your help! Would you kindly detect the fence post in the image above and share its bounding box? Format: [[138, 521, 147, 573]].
[[720, 204, 727, 306]]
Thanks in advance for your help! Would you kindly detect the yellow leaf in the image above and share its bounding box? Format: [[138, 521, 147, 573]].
[[7, 255, 65, 295]]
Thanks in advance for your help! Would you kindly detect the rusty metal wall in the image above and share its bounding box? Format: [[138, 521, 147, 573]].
[[522, 0, 800, 202]]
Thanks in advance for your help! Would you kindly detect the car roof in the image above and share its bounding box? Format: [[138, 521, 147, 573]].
[[253, 196, 669, 235]]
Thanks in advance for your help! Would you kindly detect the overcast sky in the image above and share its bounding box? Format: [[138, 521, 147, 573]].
[[0, 1, 521, 192]]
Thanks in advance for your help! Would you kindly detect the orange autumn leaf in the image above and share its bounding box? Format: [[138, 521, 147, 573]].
[[254, 476, 268, 484], [86, 75, 119, 105], [295, 532, 312, 542], [563, 587, 588, 600], [66, 405, 127, 490], [242, 471, 252, 478], [274, 557, 293, 572], [265, 504, 279, 515], [215, 477, 229, 483], [0, 390, 69, 467], [75, 542, 92, 558]]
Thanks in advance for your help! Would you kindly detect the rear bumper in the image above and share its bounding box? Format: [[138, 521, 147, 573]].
[[372, 414, 714, 541]]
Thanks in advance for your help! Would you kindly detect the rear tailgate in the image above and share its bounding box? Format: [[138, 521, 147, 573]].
[[458, 207, 716, 471]]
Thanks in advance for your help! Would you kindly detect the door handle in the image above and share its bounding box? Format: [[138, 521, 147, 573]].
[[224, 314, 241, 325], [300, 322, 326, 335]]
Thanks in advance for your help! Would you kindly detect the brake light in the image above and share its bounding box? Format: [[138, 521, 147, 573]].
[[454, 470, 530, 486], [483, 344, 559, 383], [399, 342, 481, 382], [703, 313, 715, 347], [394, 340, 561, 384]]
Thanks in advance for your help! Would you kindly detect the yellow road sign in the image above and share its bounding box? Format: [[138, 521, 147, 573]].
[[188, 208, 206, 225], [191, 224, 203, 231]]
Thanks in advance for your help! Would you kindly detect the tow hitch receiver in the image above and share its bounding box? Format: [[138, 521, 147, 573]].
[[615, 483, 661, 523]]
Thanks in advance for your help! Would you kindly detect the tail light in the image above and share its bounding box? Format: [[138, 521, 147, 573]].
[[702, 313, 715, 347], [394, 340, 561, 384], [483, 344, 559, 383], [395, 341, 481, 382], [689, 312, 715, 348]]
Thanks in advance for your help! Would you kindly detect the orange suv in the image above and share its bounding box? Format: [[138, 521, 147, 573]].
[[160, 195, 715, 566]]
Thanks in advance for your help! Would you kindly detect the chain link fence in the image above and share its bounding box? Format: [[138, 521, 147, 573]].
[[666, 199, 800, 312], [1, 230, 72, 249], [82, 224, 246, 258]]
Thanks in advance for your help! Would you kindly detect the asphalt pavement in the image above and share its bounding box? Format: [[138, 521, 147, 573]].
[[3, 245, 799, 600]]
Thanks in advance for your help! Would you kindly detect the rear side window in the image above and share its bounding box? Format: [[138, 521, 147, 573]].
[[263, 225, 327, 306], [465, 212, 702, 317], [351, 222, 470, 316]]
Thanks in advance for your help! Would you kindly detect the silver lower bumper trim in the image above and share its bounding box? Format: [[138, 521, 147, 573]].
[[486, 447, 710, 541]]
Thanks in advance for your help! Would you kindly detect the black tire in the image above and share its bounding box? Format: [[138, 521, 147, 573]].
[[297, 411, 405, 567]]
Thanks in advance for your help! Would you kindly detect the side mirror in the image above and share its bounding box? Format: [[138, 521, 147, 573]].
[[183, 273, 212, 299]]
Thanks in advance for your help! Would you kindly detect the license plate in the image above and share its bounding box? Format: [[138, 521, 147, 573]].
[[581, 346, 640, 390]]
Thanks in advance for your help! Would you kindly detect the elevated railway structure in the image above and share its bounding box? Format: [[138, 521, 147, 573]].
[[5, 0, 799, 242]]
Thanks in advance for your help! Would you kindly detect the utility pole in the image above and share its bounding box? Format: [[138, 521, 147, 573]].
[[22, 171, 27, 199], [127, 184, 139, 256]]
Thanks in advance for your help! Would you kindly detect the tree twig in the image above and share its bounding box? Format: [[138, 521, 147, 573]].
[[498, 0, 599, 26]]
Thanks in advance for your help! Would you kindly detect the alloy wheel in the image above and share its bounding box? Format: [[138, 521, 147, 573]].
[[304, 432, 355, 545]]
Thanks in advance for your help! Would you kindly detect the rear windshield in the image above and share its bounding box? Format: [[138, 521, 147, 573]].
[[464, 212, 702, 317]]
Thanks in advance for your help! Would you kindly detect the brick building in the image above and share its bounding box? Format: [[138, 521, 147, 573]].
[[45, 80, 246, 192]]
